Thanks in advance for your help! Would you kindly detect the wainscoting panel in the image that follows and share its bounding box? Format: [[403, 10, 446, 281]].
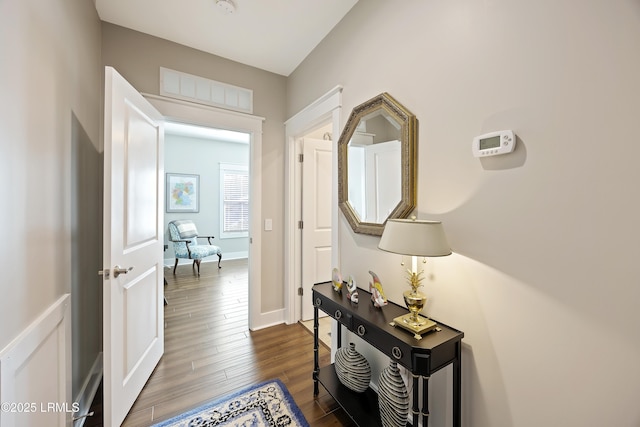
[[0, 294, 72, 427]]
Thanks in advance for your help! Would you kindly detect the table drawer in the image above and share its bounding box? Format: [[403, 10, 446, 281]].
[[314, 294, 353, 330], [351, 317, 413, 368]]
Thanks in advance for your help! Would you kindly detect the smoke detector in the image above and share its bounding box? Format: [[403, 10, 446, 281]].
[[215, 0, 236, 14]]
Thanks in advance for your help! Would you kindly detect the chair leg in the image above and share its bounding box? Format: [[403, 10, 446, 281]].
[[218, 254, 222, 269], [173, 258, 179, 275], [194, 259, 201, 275]]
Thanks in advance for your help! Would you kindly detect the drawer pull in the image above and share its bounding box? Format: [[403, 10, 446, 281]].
[[357, 325, 366, 336], [314, 298, 322, 307], [335, 310, 342, 320], [392, 347, 402, 360]]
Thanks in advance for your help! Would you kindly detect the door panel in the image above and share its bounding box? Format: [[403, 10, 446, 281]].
[[103, 66, 164, 427], [301, 138, 333, 320]]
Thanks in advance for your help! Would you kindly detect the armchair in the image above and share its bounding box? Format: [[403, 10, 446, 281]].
[[168, 220, 222, 275]]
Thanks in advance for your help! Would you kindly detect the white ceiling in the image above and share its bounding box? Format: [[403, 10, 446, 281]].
[[95, 0, 358, 76]]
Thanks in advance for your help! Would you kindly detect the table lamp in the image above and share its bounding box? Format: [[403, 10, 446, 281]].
[[378, 217, 451, 339]]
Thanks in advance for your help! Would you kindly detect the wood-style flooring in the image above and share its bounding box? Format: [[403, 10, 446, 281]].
[[86, 258, 353, 426]]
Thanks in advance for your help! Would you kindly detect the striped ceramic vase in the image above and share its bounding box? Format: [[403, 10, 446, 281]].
[[378, 360, 409, 427], [334, 343, 371, 393]]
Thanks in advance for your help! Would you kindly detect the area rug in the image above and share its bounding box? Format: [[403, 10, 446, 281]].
[[151, 379, 310, 427]]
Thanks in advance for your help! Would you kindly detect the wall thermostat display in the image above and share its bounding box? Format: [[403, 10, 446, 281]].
[[472, 130, 516, 157]]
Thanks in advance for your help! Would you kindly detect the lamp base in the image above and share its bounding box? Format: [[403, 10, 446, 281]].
[[390, 313, 437, 340]]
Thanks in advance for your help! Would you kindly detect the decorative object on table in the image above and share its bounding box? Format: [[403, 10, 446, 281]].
[[150, 379, 309, 427], [331, 267, 343, 292], [378, 360, 410, 427], [166, 173, 199, 213], [369, 270, 388, 307], [334, 343, 371, 393], [346, 276, 359, 303], [378, 216, 451, 339]]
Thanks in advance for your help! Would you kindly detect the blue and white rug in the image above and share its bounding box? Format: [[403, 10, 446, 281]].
[[151, 379, 310, 427]]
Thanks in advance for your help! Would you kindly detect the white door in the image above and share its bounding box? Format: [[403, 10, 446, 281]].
[[102, 67, 165, 427], [365, 140, 401, 222], [301, 138, 333, 320]]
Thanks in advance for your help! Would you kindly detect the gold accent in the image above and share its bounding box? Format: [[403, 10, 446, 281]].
[[337, 92, 417, 236], [391, 313, 437, 340], [391, 270, 437, 340]]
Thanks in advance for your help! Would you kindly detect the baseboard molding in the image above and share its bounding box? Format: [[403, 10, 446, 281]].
[[73, 353, 103, 427], [249, 308, 285, 331], [163, 252, 247, 268]]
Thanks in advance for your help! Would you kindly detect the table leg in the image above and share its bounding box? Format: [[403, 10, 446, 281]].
[[412, 375, 419, 427], [313, 303, 319, 396], [453, 341, 462, 427], [422, 375, 430, 426]]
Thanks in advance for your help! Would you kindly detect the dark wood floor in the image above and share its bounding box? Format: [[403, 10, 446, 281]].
[[85, 258, 353, 426]]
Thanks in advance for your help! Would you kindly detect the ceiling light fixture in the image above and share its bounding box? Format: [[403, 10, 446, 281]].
[[215, 0, 236, 14]]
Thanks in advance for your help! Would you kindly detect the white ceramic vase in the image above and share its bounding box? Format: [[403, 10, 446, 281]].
[[334, 343, 371, 393], [378, 360, 409, 427]]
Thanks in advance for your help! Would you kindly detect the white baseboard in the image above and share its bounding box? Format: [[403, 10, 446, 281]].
[[163, 252, 248, 268], [73, 353, 103, 427], [249, 308, 285, 331], [0, 294, 72, 427]]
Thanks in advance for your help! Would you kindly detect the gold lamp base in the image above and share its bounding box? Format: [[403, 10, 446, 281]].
[[390, 313, 437, 340]]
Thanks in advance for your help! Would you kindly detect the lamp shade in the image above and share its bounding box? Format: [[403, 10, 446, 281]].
[[378, 218, 451, 257]]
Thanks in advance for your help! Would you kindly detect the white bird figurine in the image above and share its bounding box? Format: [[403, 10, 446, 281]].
[[346, 276, 358, 303], [369, 270, 387, 307], [332, 268, 343, 293]]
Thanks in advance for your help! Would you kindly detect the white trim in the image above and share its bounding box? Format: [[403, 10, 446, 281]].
[[164, 251, 247, 267], [73, 353, 103, 427], [144, 94, 264, 330], [248, 309, 286, 331], [0, 294, 72, 427], [284, 85, 343, 325]]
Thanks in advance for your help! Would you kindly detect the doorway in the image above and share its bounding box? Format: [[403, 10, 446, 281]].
[[284, 85, 342, 326], [145, 94, 264, 330], [163, 121, 251, 270]]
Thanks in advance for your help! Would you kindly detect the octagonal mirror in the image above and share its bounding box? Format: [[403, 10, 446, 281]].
[[338, 92, 417, 236]]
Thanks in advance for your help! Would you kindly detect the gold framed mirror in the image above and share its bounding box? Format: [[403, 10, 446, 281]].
[[338, 92, 417, 236]]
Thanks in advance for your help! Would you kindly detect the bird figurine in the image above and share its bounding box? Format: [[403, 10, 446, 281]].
[[346, 276, 359, 303], [332, 268, 343, 293], [369, 270, 387, 307]]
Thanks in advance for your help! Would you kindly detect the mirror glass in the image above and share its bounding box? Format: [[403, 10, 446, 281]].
[[338, 93, 417, 236]]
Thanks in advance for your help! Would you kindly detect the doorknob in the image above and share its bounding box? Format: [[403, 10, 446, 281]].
[[113, 265, 134, 278], [98, 265, 134, 279]]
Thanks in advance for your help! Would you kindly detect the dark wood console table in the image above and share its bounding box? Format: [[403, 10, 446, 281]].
[[312, 281, 464, 426]]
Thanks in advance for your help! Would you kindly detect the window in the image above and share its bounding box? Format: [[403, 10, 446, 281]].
[[220, 163, 249, 238]]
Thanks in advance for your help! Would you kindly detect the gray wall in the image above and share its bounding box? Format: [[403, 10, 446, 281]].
[[164, 134, 249, 261], [0, 0, 103, 403], [102, 23, 287, 312], [288, 0, 640, 425]]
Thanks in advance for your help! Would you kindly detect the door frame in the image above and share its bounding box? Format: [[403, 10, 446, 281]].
[[143, 94, 266, 330], [284, 85, 342, 324]]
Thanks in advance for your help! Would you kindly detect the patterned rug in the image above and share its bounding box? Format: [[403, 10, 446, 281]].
[[151, 379, 310, 427]]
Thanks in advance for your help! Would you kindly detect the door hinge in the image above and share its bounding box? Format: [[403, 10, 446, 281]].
[[298, 287, 304, 296], [298, 220, 303, 229], [298, 154, 304, 163]]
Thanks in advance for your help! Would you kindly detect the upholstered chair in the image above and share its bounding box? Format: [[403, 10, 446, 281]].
[[167, 220, 222, 274]]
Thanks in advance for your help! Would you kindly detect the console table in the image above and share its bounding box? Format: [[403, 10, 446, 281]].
[[312, 281, 464, 426]]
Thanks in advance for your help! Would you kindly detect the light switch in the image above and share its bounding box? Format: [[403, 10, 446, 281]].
[[264, 218, 273, 231]]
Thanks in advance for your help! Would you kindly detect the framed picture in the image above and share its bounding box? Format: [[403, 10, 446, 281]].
[[166, 173, 199, 213]]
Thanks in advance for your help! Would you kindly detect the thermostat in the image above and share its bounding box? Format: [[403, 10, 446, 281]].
[[472, 130, 516, 157]]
